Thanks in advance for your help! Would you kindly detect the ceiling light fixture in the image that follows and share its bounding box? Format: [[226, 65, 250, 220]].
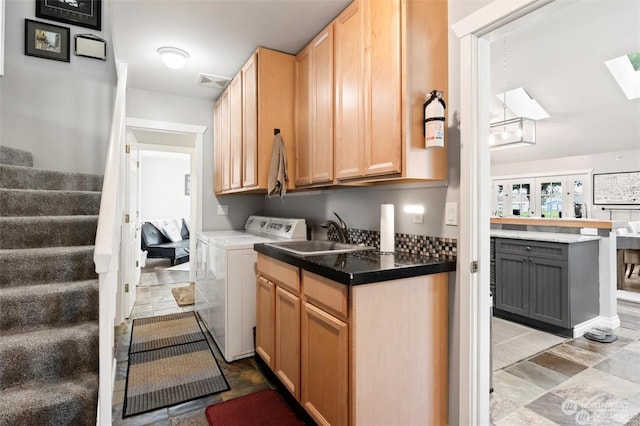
[[157, 46, 190, 69], [490, 37, 536, 150]]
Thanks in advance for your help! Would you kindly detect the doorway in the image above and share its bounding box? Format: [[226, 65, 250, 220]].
[[119, 117, 206, 323], [454, 0, 640, 423]]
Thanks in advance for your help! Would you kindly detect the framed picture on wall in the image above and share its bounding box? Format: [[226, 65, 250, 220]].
[[24, 19, 70, 62], [36, 0, 102, 31]]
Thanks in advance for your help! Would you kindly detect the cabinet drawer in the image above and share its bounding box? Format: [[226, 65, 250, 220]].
[[495, 238, 567, 261], [302, 270, 348, 321], [257, 254, 300, 294]]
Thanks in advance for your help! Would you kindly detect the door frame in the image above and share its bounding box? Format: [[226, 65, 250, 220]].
[[120, 117, 206, 323], [452, 0, 557, 423]]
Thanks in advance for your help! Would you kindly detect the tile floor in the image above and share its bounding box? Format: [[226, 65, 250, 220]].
[[491, 302, 640, 426], [115, 260, 640, 425], [111, 261, 314, 426]]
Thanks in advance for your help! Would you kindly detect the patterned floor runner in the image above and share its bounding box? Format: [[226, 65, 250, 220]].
[[123, 312, 229, 417]]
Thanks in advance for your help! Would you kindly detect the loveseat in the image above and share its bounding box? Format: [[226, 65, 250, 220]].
[[141, 219, 190, 266]]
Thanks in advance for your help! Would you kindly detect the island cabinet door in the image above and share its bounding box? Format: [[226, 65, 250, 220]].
[[495, 252, 529, 317], [528, 257, 569, 328], [275, 286, 301, 400], [301, 302, 348, 426], [256, 276, 275, 369]]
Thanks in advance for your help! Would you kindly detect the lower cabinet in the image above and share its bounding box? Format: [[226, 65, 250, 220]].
[[255, 276, 275, 369], [494, 238, 598, 332], [301, 291, 348, 426], [256, 253, 449, 425], [275, 286, 301, 399]]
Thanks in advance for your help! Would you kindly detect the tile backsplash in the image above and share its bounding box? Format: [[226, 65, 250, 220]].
[[328, 228, 457, 259]]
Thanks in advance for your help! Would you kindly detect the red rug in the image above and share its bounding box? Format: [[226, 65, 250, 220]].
[[205, 389, 302, 426]]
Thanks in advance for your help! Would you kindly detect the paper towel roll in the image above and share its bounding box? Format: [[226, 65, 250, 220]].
[[380, 204, 395, 253]]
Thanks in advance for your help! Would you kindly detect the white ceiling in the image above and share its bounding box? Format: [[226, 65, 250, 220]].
[[489, 0, 640, 164], [108, 0, 351, 101], [108, 0, 640, 164]]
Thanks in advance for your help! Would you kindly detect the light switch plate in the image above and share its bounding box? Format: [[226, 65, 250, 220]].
[[217, 205, 229, 215], [445, 202, 457, 226]]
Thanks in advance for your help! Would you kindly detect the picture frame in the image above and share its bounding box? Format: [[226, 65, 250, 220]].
[[593, 171, 640, 206], [74, 33, 106, 60], [35, 0, 101, 31], [24, 19, 70, 62]]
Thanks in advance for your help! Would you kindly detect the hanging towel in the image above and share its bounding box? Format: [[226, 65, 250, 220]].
[[267, 133, 288, 198]]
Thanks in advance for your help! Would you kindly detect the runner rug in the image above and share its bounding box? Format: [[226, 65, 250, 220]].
[[123, 312, 229, 418]]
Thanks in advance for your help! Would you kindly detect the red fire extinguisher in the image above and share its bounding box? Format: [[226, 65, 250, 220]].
[[424, 90, 446, 148]]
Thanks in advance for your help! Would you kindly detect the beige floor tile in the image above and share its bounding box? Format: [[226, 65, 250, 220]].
[[492, 370, 547, 406], [495, 406, 560, 426]]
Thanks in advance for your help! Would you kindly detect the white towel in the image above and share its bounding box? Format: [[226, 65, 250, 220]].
[[267, 133, 288, 198]]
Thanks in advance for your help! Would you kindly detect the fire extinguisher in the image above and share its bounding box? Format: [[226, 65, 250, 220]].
[[424, 90, 446, 148]]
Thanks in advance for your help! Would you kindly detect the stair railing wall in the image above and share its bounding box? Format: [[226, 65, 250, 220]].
[[94, 62, 128, 426]]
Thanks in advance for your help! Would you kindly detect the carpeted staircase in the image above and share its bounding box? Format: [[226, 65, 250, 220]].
[[0, 146, 102, 425]]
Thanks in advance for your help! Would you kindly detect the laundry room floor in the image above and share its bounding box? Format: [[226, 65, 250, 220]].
[[111, 272, 313, 426]]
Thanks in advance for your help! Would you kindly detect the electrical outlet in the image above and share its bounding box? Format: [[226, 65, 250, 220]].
[[217, 205, 229, 215], [412, 214, 424, 224]]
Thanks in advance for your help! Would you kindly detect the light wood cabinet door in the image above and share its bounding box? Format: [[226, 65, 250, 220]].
[[242, 53, 258, 188], [295, 46, 312, 186], [213, 99, 223, 194], [229, 74, 243, 189], [219, 91, 231, 192], [275, 286, 301, 400], [301, 302, 348, 426], [312, 26, 334, 183], [363, 0, 401, 176], [256, 275, 275, 369], [334, 0, 364, 181]]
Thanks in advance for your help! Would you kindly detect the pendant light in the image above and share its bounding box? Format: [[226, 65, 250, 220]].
[[489, 37, 536, 150]]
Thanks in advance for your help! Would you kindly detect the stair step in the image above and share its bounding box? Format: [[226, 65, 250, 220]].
[[0, 164, 103, 191], [0, 372, 98, 426], [0, 246, 96, 287], [0, 146, 33, 168], [0, 322, 98, 389], [0, 188, 101, 216], [0, 216, 98, 249], [0, 280, 98, 333]]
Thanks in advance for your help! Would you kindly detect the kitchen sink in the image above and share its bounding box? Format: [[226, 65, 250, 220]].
[[265, 240, 375, 256]]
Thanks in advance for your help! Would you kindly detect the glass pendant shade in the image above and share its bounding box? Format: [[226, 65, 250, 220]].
[[489, 117, 536, 150]]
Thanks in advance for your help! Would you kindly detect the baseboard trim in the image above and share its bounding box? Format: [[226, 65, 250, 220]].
[[617, 290, 640, 304], [572, 315, 621, 338]]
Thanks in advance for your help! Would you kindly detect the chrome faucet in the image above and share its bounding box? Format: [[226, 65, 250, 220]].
[[321, 212, 349, 243]]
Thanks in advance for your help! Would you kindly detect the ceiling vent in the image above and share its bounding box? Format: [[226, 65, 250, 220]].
[[197, 73, 231, 90]]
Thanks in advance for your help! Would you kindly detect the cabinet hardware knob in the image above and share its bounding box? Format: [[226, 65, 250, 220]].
[[526, 246, 531, 251]]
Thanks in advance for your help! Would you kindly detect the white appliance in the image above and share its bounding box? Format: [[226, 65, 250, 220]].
[[195, 216, 306, 362]]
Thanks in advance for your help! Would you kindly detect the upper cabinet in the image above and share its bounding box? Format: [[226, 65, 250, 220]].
[[214, 48, 295, 195], [215, 0, 448, 194], [306, 0, 448, 185], [296, 25, 334, 186], [334, 1, 364, 181]]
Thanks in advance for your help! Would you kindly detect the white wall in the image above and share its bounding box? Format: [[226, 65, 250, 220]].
[[126, 88, 263, 231], [492, 148, 640, 222], [140, 151, 190, 221], [0, 0, 116, 174]]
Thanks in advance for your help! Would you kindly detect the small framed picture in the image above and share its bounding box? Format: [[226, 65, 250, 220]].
[[24, 19, 70, 62], [36, 0, 101, 31], [74, 33, 106, 60]]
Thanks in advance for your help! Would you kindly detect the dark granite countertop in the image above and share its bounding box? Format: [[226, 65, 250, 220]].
[[254, 243, 457, 286]]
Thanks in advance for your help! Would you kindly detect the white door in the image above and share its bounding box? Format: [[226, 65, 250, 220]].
[[122, 136, 141, 318]]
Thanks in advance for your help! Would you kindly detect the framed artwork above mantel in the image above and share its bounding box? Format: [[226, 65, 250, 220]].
[[36, 0, 101, 31]]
